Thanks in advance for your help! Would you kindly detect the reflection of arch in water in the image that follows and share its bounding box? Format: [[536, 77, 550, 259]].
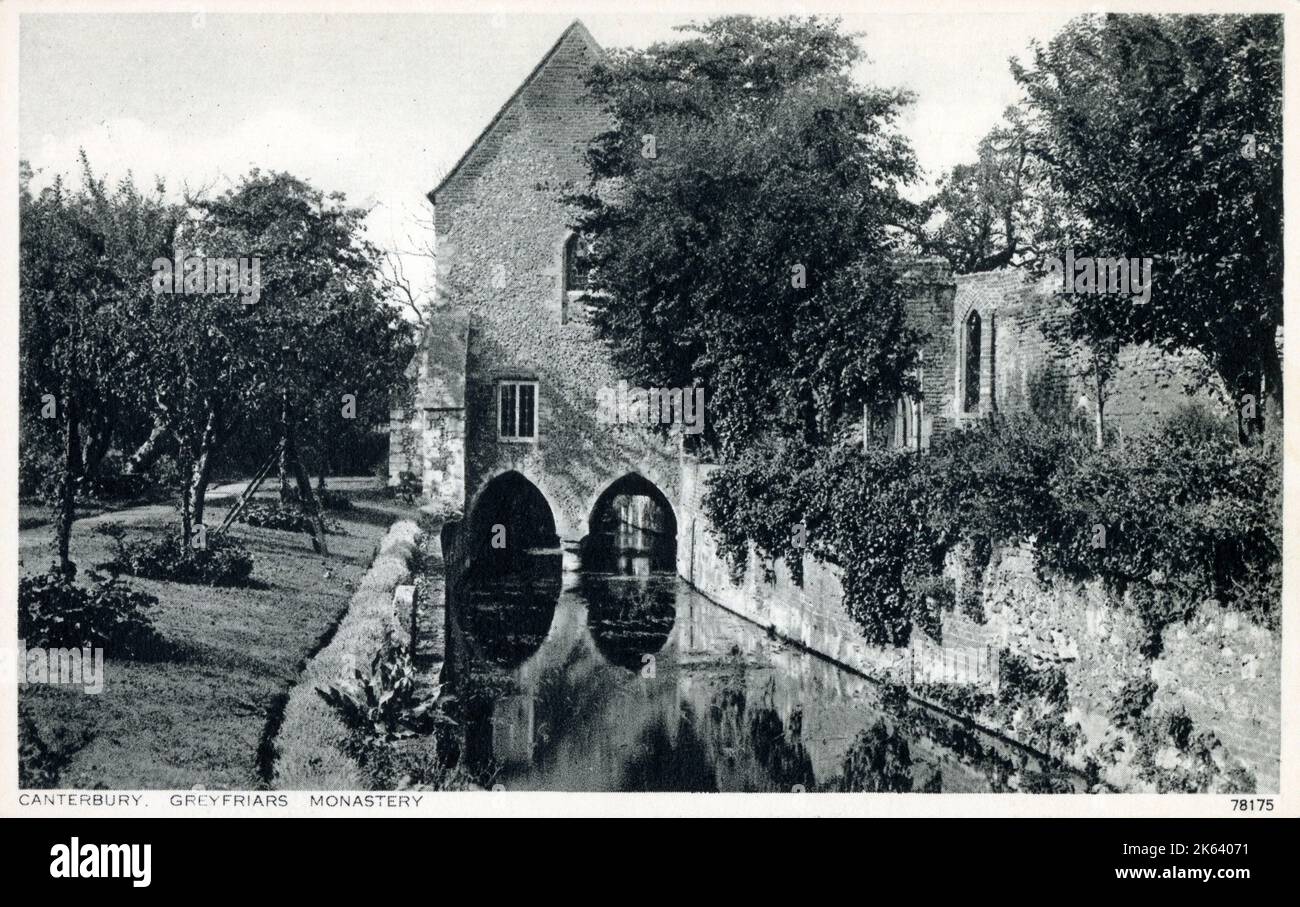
[[462, 552, 562, 671], [582, 473, 678, 574], [580, 575, 677, 672]]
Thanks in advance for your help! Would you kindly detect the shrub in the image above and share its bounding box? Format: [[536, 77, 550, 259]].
[[1162, 401, 1236, 444], [702, 410, 1279, 647], [1037, 425, 1281, 645], [74, 473, 151, 502], [349, 736, 475, 791], [18, 414, 62, 500], [701, 437, 820, 584], [19, 569, 160, 657], [1131, 707, 1256, 794], [317, 489, 353, 511], [146, 454, 184, 493], [393, 471, 422, 505], [107, 529, 254, 587], [1108, 676, 1158, 731], [236, 501, 330, 532], [316, 634, 449, 743], [18, 706, 91, 789]]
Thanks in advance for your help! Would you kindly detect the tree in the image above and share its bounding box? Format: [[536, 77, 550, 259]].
[[179, 171, 412, 540], [19, 155, 177, 574], [1039, 304, 1123, 448], [1012, 14, 1283, 439], [922, 109, 1080, 274], [297, 279, 416, 491], [572, 15, 924, 455]]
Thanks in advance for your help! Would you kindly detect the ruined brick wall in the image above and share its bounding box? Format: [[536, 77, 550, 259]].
[[949, 544, 1279, 791], [429, 22, 678, 541], [387, 357, 423, 486], [1151, 604, 1281, 791], [899, 258, 958, 449], [945, 270, 1228, 436]]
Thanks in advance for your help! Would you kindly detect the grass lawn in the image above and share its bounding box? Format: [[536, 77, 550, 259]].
[[18, 488, 420, 789]]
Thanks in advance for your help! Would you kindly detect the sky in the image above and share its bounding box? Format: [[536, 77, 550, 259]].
[[18, 7, 1075, 299]]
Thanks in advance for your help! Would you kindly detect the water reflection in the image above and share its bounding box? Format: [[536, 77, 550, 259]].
[[462, 554, 561, 670], [450, 523, 1081, 792], [580, 524, 676, 575]]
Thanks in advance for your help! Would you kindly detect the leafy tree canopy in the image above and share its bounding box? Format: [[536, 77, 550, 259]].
[[1010, 14, 1283, 415], [573, 15, 925, 455]]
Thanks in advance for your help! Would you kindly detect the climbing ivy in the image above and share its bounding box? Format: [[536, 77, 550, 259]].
[[702, 409, 1280, 648]]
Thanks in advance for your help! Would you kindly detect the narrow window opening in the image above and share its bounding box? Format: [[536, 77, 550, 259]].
[[964, 310, 982, 413]]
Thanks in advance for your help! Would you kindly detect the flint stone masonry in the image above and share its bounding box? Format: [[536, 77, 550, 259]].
[[400, 20, 679, 545]]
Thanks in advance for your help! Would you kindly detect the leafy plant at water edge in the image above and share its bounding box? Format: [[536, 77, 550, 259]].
[[317, 634, 452, 743]]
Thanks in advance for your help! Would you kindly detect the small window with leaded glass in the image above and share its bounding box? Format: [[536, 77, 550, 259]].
[[498, 380, 538, 442]]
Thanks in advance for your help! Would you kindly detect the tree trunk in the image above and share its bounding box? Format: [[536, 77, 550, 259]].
[[799, 388, 820, 448], [286, 426, 328, 555], [124, 419, 169, 475], [67, 411, 84, 478], [190, 408, 218, 530], [179, 449, 194, 552], [81, 421, 113, 477], [278, 394, 294, 502], [1259, 340, 1282, 440], [55, 394, 79, 578], [1094, 370, 1106, 449], [1090, 350, 1108, 449]]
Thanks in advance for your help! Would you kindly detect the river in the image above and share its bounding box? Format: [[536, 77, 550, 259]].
[[451, 525, 1080, 793]]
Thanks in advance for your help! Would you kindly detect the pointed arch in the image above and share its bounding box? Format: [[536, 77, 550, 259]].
[[464, 470, 560, 561], [963, 309, 983, 413], [587, 472, 678, 539]]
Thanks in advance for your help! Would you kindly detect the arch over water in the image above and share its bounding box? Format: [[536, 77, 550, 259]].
[[588, 472, 678, 537], [583, 472, 678, 574], [467, 471, 559, 551], [458, 470, 562, 673]]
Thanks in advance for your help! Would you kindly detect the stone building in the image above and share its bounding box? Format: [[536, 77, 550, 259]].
[[887, 263, 1223, 452], [389, 20, 680, 555], [391, 20, 1224, 547]]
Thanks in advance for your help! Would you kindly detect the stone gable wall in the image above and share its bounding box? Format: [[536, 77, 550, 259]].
[[431, 24, 678, 542], [948, 270, 1227, 435]]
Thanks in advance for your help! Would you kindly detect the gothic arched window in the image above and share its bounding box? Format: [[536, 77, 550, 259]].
[[561, 232, 593, 324], [894, 396, 914, 449], [564, 233, 592, 291], [963, 310, 982, 413]]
